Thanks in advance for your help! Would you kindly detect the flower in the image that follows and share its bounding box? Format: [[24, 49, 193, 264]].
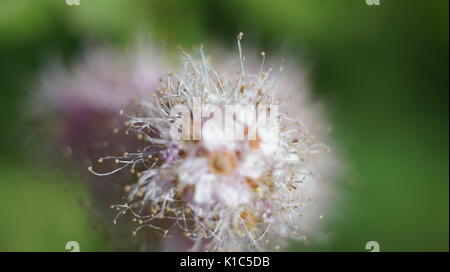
[[34, 38, 167, 213], [88, 33, 337, 251]]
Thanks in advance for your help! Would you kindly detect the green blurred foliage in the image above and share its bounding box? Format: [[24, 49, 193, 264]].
[[0, 166, 108, 251], [0, 0, 447, 251]]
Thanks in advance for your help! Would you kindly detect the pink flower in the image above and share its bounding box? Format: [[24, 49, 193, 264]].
[[84, 34, 339, 251]]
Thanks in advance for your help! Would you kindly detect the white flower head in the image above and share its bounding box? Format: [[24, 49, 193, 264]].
[[89, 33, 336, 251]]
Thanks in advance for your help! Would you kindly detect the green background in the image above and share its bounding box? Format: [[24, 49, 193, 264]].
[[0, 0, 448, 251]]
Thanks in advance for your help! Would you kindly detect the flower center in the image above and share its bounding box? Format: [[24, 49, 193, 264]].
[[209, 151, 238, 175]]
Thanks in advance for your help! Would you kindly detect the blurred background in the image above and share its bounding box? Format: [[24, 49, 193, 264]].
[[0, 0, 448, 251]]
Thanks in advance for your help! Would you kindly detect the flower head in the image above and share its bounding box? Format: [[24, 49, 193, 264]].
[[88, 34, 337, 251], [35, 39, 167, 209]]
